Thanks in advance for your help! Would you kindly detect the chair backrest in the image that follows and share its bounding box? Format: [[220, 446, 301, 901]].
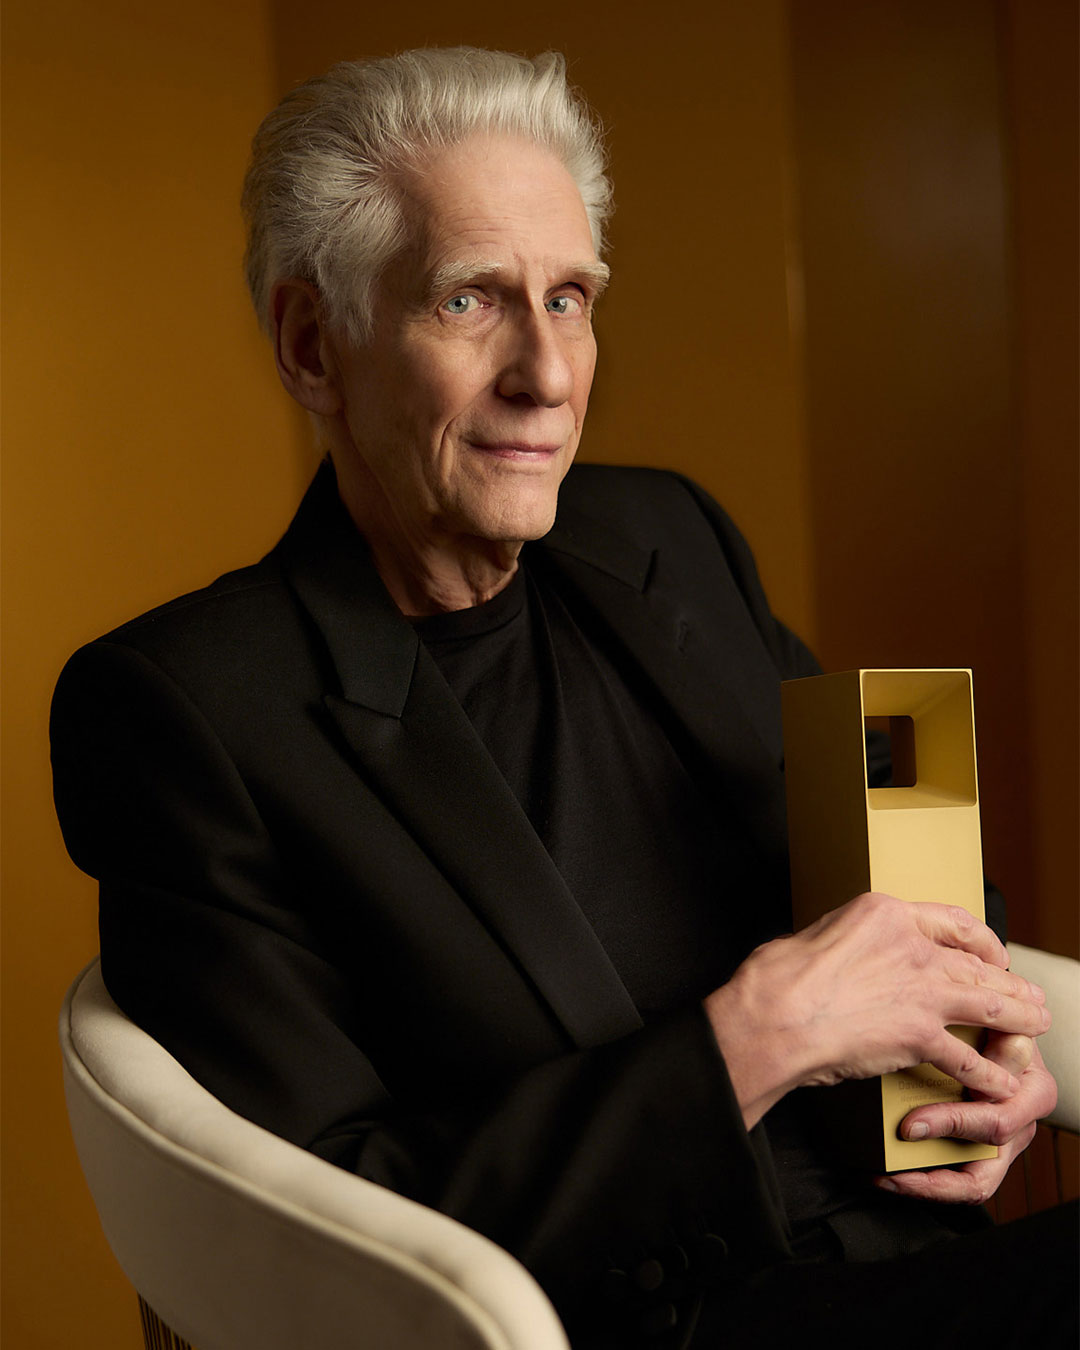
[[60, 960, 570, 1350]]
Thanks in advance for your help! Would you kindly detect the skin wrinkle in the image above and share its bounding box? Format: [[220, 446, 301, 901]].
[[332, 136, 600, 614], [267, 125, 1057, 1214], [706, 891, 1041, 1132], [275, 133, 603, 616], [422, 258, 610, 312]]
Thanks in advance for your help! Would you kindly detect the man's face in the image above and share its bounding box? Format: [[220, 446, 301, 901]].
[[329, 134, 606, 553]]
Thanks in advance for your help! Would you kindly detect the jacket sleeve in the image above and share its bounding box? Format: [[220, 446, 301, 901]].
[[51, 635, 792, 1337]]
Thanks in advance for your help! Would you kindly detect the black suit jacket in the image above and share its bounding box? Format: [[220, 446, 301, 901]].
[[51, 462, 821, 1338]]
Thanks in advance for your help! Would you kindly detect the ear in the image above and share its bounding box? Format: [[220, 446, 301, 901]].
[[271, 280, 343, 416]]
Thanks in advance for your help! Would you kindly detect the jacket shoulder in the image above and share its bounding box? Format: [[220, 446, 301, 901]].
[[558, 462, 755, 576], [558, 463, 818, 682], [94, 552, 282, 647], [55, 546, 316, 718]]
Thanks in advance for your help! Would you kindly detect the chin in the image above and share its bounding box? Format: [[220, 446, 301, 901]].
[[466, 482, 563, 545]]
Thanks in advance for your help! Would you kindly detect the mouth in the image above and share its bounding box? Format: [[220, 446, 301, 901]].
[[467, 441, 563, 462]]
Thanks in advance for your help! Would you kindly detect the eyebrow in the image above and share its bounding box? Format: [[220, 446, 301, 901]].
[[422, 258, 611, 308]]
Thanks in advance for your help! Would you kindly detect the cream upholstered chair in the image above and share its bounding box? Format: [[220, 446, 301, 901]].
[[1000, 942, 1080, 1215], [60, 960, 570, 1350], [60, 948, 1079, 1349], [1006, 943, 1080, 1134]]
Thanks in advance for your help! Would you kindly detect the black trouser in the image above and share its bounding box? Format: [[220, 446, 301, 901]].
[[692, 1200, 1078, 1349]]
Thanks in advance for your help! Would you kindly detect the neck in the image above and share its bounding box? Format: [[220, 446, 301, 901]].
[[331, 459, 522, 616], [368, 532, 522, 616]]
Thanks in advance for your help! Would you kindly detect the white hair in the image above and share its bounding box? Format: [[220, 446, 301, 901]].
[[242, 48, 612, 343]]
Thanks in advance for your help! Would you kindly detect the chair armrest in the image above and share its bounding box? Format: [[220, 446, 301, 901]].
[[61, 960, 570, 1350], [1007, 942, 1079, 1133]]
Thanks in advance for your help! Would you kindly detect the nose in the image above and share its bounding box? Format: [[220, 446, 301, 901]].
[[495, 311, 577, 407]]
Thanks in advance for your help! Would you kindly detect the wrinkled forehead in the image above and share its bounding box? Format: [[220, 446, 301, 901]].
[[393, 133, 598, 275]]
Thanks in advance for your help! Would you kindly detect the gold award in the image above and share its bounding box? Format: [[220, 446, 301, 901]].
[[781, 669, 997, 1173]]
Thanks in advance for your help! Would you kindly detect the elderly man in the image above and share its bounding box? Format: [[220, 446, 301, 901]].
[[52, 48, 1073, 1347]]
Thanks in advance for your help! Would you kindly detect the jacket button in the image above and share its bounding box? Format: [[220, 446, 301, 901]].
[[660, 1242, 690, 1276], [634, 1257, 665, 1293], [639, 1301, 678, 1337], [692, 1232, 730, 1277], [600, 1267, 632, 1306]]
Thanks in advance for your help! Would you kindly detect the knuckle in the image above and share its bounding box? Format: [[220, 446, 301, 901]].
[[856, 891, 891, 922], [905, 935, 934, 971], [968, 1181, 990, 1206], [934, 1107, 966, 1139], [982, 991, 1005, 1022], [863, 890, 891, 908], [941, 1109, 966, 1137], [955, 1045, 981, 1079], [988, 1117, 1014, 1147]]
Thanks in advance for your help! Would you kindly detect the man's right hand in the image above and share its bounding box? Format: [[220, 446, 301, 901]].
[[703, 891, 1050, 1132]]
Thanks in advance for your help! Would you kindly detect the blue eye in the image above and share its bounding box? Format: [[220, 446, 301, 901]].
[[443, 294, 479, 315], [546, 295, 582, 316]]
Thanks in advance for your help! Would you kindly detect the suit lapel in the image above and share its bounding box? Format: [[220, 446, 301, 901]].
[[275, 464, 642, 1050], [541, 492, 787, 797], [273, 462, 791, 1048]]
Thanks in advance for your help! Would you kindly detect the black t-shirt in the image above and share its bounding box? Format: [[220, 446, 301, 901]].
[[413, 552, 947, 1251], [414, 555, 751, 1015]]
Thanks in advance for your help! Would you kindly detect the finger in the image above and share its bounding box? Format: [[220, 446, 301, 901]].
[[875, 1156, 1012, 1206], [902, 1058, 1057, 1142], [982, 1032, 1035, 1077], [942, 953, 1046, 1008], [877, 1119, 1037, 1205], [911, 902, 1009, 969], [941, 983, 1052, 1039], [925, 1028, 1020, 1101], [901, 1099, 1042, 1147]]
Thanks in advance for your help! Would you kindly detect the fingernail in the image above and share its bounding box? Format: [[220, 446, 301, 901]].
[[875, 1178, 899, 1192], [1029, 981, 1046, 1002], [905, 1122, 930, 1140]]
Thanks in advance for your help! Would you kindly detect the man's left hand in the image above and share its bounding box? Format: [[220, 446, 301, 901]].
[[874, 1034, 1057, 1204]]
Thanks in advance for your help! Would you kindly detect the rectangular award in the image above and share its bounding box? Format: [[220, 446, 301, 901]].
[[781, 668, 997, 1172]]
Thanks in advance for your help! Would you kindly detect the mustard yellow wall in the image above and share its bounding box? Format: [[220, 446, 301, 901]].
[[787, 0, 1078, 957], [2, 1, 306, 1344], [1003, 0, 1079, 958], [2, 1, 1075, 1346]]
